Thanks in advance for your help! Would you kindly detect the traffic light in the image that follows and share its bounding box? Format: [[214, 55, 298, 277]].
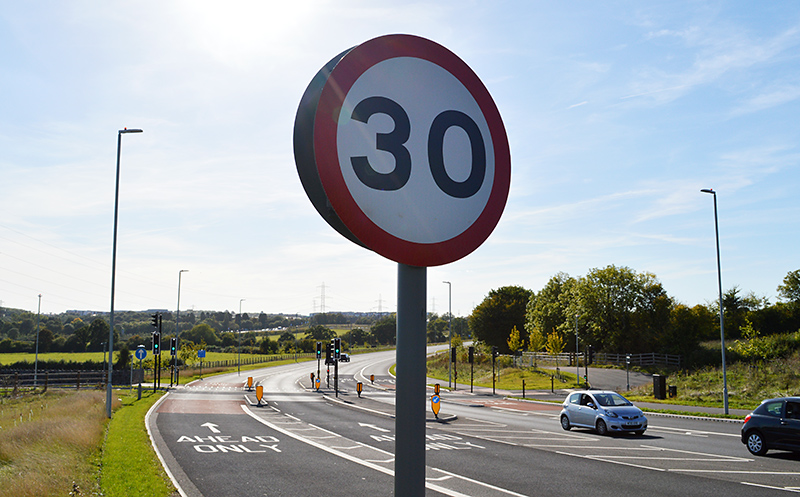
[[152, 332, 161, 355], [151, 313, 159, 328], [468, 346, 474, 364], [451, 347, 457, 363], [492, 346, 499, 358], [170, 337, 177, 356], [334, 338, 341, 360], [325, 342, 333, 364], [587, 345, 594, 365], [316, 341, 322, 359]]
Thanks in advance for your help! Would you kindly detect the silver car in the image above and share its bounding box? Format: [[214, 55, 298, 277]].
[[560, 390, 647, 436]]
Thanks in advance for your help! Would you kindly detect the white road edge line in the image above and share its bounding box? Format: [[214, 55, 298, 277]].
[[145, 391, 190, 497]]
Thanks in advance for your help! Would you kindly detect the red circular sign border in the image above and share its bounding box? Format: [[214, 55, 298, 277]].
[[314, 34, 510, 267]]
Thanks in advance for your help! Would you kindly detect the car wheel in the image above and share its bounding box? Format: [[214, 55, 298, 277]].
[[560, 415, 571, 431], [746, 431, 768, 456], [595, 419, 608, 436]]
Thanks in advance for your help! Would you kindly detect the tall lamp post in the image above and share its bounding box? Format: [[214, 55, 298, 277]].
[[176, 270, 189, 338], [701, 188, 729, 415], [34, 294, 42, 387], [175, 270, 188, 385], [238, 298, 245, 376], [443, 281, 452, 388], [107, 127, 143, 418]]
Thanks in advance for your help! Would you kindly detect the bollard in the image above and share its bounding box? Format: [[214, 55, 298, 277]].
[[551, 375, 554, 393], [138, 382, 142, 400], [522, 379, 526, 399]]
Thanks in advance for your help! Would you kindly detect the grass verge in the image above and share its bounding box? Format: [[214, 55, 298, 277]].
[[101, 389, 174, 497]]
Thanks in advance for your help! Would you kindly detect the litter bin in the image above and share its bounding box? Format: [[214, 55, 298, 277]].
[[653, 374, 666, 400], [668, 385, 677, 398]]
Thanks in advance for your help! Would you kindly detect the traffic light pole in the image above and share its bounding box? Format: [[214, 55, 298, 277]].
[[584, 349, 589, 388]]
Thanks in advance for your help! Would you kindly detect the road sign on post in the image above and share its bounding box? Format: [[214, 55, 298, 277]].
[[134, 346, 147, 361], [295, 35, 510, 268], [294, 34, 510, 497]]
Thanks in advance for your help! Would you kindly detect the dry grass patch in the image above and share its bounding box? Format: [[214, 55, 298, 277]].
[[0, 390, 116, 497]]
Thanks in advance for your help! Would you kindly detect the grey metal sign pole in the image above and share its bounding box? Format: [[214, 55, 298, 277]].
[[395, 263, 426, 496]]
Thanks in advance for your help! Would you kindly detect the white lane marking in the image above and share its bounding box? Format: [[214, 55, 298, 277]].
[[429, 468, 529, 497], [741, 482, 800, 493], [241, 404, 527, 496], [647, 425, 739, 438]]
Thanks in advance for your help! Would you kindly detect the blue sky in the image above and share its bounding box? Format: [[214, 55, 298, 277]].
[[1, 1, 799, 317]]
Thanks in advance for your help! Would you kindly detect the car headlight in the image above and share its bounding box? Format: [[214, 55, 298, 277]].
[[603, 410, 618, 418]]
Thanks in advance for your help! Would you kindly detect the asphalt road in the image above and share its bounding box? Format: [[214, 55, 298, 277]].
[[147, 349, 800, 496]]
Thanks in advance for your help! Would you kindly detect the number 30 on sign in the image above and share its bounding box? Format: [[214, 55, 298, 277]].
[[294, 34, 510, 267]]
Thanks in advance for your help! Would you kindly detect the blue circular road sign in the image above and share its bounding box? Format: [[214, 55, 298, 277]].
[[135, 347, 147, 361]]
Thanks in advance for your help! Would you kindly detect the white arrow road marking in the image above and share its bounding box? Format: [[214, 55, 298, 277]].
[[201, 422, 221, 433], [359, 422, 390, 432]]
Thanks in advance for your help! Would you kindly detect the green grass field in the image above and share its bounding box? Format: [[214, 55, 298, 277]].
[[0, 351, 115, 365], [0, 350, 265, 366]]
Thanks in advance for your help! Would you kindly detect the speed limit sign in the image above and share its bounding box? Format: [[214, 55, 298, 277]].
[[295, 34, 510, 267]]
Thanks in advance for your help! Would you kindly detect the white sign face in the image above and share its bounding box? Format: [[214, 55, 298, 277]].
[[336, 57, 495, 244], [295, 34, 510, 267]]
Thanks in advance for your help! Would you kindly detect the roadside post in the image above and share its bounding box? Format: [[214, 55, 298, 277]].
[[431, 394, 441, 420], [316, 341, 322, 382], [198, 349, 206, 379], [134, 345, 146, 400], [468, 346, 474, 393], [626, 354, 631, 390], [357, 381, 363, 398], [492, 346, 499, 395], [256, 385, 264, 407], [451, 347, 457, 391], [294, 34, 509, 496]]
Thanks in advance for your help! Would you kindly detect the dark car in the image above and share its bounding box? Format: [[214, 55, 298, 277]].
[[339, 353, 350, 362], [741, 396, 800, 456]]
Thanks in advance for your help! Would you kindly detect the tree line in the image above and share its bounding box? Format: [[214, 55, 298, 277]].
[[469, 266, 800, 367]]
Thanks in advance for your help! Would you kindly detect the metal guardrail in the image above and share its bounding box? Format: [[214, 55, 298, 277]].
[[522, 352, 680, 368]]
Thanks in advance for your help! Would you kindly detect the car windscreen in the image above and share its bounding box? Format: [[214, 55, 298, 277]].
[[594, 393, 632, 407]]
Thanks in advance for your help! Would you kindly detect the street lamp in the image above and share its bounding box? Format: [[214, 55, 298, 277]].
[[238, 298, 245, 376], [34, 294, 42, 387], [443, 281, 452, 388], [175, 270, 188, 385], [701, 188, 729, 414], [107, 127, 143, 418], [575, 313, 579, 388], [176, 270, 189, 337]]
